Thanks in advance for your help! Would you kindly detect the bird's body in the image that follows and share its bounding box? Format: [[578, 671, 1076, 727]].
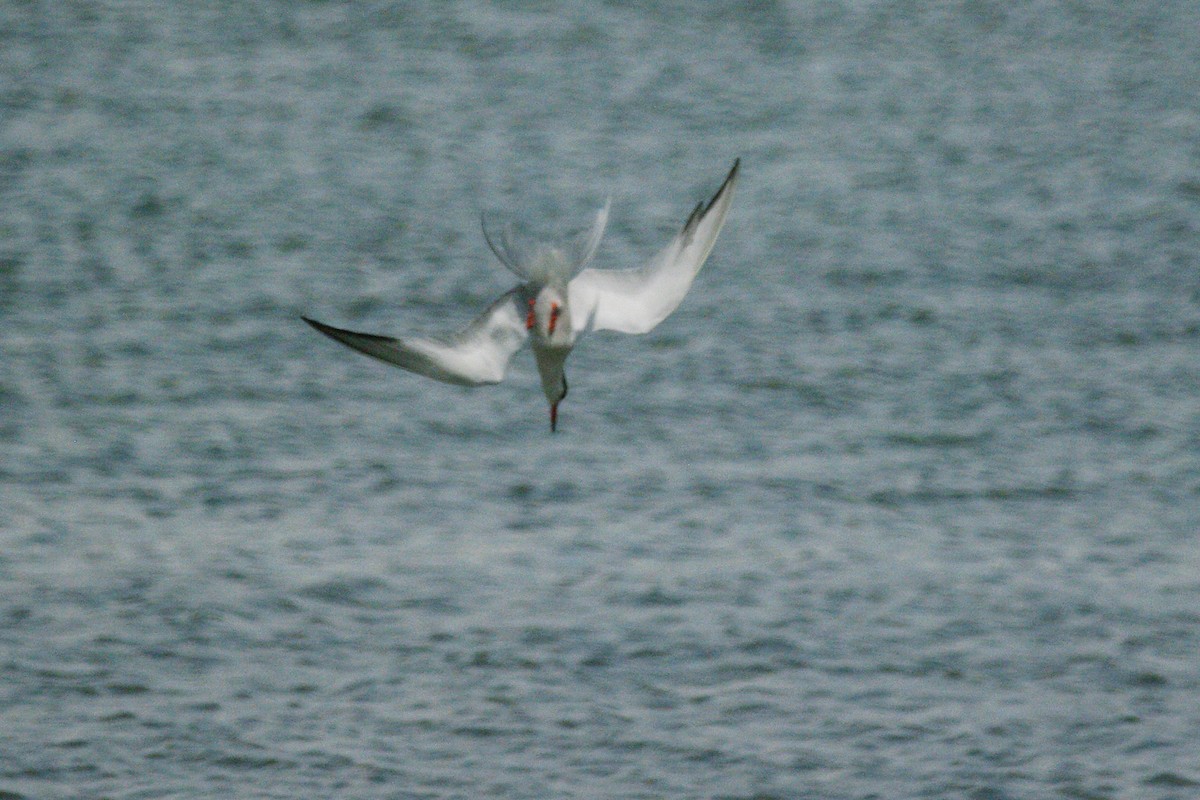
[[303, 159, 739, 431]]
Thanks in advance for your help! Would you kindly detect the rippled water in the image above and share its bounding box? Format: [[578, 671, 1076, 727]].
[[3, 3, 1200, 798]]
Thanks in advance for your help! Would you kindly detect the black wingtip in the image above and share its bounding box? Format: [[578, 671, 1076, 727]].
[[302, 315, 341, 345], [719, 158, 741, 197], [301, 315, 397, 346], [302, 315, 342, 339], [703, 159, 741, 213], [682, 159, 741, 235]]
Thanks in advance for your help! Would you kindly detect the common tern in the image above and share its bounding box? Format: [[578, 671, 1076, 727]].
[[303, 159, 739, 432]]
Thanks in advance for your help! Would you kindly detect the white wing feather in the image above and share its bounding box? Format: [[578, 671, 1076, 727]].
[[303, 288, 529, 386], [568, 159, 739, 335]]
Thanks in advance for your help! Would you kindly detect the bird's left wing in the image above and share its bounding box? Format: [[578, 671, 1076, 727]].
[[303, 288, 530, 386], [568, 159, 739, 335]]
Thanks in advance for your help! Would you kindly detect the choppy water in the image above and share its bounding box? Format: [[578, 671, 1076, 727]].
[[3, 3, 1200, 798]]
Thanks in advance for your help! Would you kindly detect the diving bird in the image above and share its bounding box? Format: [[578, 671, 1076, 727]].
[[302, 159, 739, 432]]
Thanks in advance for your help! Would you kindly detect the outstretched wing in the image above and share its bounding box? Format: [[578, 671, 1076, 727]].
[[568, 159, 739, 335], [303, 288, 529, 386]]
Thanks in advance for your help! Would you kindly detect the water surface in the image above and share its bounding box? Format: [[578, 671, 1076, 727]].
[[2, 3, 1199, 798]]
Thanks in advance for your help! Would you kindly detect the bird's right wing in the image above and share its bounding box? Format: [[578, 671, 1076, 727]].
[[303, 288, 530, 386], [568, 159, 739, 335]]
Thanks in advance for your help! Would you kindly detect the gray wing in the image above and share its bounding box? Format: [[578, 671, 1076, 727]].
[[568, 159, 739, 335], [303, 288, 529, 386]]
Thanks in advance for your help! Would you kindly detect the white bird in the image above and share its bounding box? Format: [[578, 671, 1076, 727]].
[[303, 159, 739, 432]]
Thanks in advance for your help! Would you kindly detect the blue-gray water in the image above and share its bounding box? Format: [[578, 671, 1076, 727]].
[[3, 3, 1199, 798]]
